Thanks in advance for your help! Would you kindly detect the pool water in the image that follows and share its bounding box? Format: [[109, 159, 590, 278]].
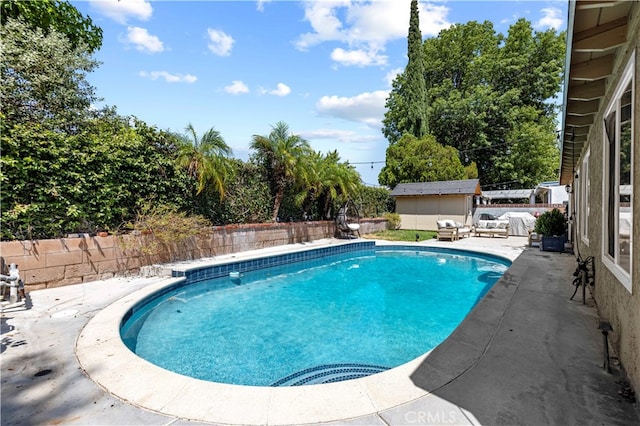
[[121, 249, 508, 386]]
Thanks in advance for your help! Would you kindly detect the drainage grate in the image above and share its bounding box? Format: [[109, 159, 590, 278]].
[[271, 363, 389, 386]]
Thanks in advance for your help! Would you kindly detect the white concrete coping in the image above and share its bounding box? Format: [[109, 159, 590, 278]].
[[76, 239, 520, 424]]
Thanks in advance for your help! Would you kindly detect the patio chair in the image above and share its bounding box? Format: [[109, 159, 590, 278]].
[[336, 203, 360, 239], [436, 220, 458, 241]]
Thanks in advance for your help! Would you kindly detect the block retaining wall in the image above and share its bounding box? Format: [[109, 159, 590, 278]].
[[1, 219, 387, 290]]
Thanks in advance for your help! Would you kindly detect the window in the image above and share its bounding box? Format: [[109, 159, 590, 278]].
[[579, 148, 590, 244], [602, 51, 634, 292]]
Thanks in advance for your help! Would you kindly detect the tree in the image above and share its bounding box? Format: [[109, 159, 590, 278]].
[[383, 19, 564, 188], [303, 150, 361, 220], [1, 0, 103, 53], [250, 121, 313, 221], [176, 123, 234, 199], [382, 0, 428, 143], [207, 160, 272, 225], [378, 134, 466, 187], [0, 18, 100, 130], [404, 0, 429, 138], [0, 111, 192, 239]]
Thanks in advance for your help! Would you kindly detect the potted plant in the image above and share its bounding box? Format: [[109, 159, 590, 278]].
[[534, 208, 567, 252]]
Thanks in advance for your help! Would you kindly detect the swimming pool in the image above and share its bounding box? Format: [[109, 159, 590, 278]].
[[120, 243, 510, 386]]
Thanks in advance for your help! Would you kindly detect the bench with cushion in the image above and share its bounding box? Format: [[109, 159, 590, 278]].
[[474, 220, 509, 238], [436, 220, 473, 241]]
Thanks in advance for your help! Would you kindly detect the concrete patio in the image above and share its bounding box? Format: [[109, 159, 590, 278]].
[[1, 236, 638, 425]]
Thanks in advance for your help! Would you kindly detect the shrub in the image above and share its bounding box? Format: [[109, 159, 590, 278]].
[[124, 204, 211, 259], [384, 212, 401, 230], [534, 208, 567, 236]]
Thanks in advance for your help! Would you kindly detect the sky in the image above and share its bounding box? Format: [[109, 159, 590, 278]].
[[73, 0, 567, 186]]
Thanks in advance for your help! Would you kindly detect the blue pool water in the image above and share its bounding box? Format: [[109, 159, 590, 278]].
[[121, 247, 509, 386]]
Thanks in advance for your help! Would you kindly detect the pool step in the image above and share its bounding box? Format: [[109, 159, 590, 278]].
[[271, 363, 389, 386]]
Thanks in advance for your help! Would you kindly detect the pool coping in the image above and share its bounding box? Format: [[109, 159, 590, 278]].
[[76, 241, 513, 425]]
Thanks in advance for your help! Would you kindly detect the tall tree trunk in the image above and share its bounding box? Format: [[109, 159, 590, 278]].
[[272, 190, 284, 222]]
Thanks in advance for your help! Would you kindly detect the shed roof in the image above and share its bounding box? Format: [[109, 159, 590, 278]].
[[389, 179, 481, 197]]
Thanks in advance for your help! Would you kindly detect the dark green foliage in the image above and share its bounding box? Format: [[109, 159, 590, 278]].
[[0, 112, 192, 240], [382, 1, 428, 144], [534, 208, 567, 236], [1, 18, 100, 131], [208, 161, 272, 225], [354, 186, 394, 218], [379, 134, 466, 187], [0, 0, 103, 53], [404, 0, 428, 138], [383, 18, 564, 188]]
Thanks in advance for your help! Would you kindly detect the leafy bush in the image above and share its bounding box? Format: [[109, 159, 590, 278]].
[[124, 204, 211, 259], [534, 208, 567, 236], [355, 186, 394, 218], [0, 114, 192, 240], [384, 212, 401, 230]]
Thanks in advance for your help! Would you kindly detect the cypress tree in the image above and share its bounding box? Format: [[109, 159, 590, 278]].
[[405, 0, 428, 137]]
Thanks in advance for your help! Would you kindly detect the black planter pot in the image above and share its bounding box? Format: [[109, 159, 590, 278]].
[[540, 235, 567, 252]]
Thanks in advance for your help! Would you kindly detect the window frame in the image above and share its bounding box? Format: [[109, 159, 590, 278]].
[[601, 50, 634, 293], [579, 148, 590, 245]]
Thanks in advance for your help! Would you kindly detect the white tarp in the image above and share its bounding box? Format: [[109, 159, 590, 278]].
[[498, 212, 537, 236]]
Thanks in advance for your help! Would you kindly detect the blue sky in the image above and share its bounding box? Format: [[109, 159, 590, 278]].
[[73, 0, 567, 186]]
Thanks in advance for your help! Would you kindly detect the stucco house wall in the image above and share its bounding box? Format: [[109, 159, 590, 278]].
[[562, 1, 639, 393]]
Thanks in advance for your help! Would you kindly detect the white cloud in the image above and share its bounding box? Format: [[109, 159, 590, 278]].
[[256, 0, 272, 12], [225, 80, 250, 94], [124, 27, 164, 53], [316, 90, 388, 128], [299, 128, 379, 144], [139, 71, 197, 83], [89, 0, 152, 24], [330, 48, 387, 67], [207, 29, 234, 56], [536, 7, 563, 30], [295, 0, 451, 67], [266, 83, 291, 97], [384, 67, 403, 87]]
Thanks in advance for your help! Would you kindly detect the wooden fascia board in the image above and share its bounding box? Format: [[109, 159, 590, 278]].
[[573, 16, 628, 52], [567, 99, 600, 115], [567, 80, 606, 100], [565, 115, 595, 126], [570, 54, 614, 80]]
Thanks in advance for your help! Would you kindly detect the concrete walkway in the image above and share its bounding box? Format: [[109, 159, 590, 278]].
[[1, 236, 638, 425]]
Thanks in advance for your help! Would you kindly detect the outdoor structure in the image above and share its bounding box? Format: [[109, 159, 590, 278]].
[[390, 179, 480, 230], [535, 181, 570, 204], [560, 0, 639, 393], [480, 183, 569, 205]]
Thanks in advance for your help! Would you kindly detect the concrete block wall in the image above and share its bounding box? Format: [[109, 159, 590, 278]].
[[0, 219, 387, 290]]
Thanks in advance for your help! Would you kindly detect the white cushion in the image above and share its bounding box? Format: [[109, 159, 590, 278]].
[[436, 220, 447, 229], [444, 220, 456, 228]]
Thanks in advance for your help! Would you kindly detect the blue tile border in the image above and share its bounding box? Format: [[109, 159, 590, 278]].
[[172, 241, 376, 284]]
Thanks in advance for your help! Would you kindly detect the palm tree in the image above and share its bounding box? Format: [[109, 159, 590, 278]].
[[316, 150, 361, 218], [250, 121, 312, 221], [296, 150, 362, 220], [176, 123, 233, 199]]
